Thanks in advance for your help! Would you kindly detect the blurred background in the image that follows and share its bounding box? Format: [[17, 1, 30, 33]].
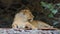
[[0, 0, 60, 29]]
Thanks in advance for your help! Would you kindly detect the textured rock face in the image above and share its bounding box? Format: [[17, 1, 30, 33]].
[[0, 28, 59, 34]]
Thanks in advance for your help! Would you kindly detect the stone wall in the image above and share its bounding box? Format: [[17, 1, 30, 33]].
[[0, 28, 59, 34]]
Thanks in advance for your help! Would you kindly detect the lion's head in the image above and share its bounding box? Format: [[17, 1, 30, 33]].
[[14, 9, 34, 22], [12, 9, 34, 29]]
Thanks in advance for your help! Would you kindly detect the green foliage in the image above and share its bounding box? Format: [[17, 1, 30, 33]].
[[48, 13, 54, 18], [51, 9, 58, 14], [56, 3, 60, 6], [41, 1, 59, 18], [41, 2, 54, 10]]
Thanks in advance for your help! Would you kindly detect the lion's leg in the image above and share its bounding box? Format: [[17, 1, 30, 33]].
[[25, 22, 37, 30], [12, 23, 17, 29]]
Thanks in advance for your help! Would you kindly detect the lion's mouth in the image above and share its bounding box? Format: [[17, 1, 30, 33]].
[[28, 19, 32, 22], [28, 19, 33, 22]]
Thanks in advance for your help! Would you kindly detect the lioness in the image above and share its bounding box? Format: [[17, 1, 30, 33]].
[[12, 9, 36, 29], [12, 9, 53, 30]]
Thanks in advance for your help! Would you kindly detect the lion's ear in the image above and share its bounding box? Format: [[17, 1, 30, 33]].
[[20, 10, 25, 15], [22, 10, 28, 15], [23, 10, 26, 15], [20, 9, 30, 15]]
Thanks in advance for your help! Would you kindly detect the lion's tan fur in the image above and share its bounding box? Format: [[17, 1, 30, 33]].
[[12, 9, 53, 29], [30, 20, 53, 29], [12, 9, 36, 29]]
